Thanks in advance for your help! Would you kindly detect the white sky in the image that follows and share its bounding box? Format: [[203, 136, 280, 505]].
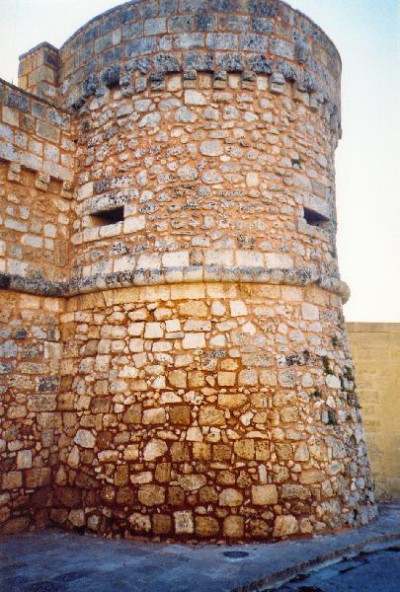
[[0, 0, 399, 322]]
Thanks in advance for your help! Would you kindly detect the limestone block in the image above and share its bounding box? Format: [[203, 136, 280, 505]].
[[143, 408, 166, 424], [168, 370, 187, 388], [299, 470, 325, 484], [2, 471, 22, 490], [129, 513, 151, 533], [74, 429, 95, 448], [178, 474, 207, 491], [144, 322, 164, 339], [195, 516, 219, 537], [234, 439, 255, 459], [199, 406, 225, 426], [138, 485, 165, 506], [25, 468, 51, 488], [219, 489, 243, 507], [143, 439, 168, 461], [273, 515, 299, 537], [230, 300, 248, 317], [174, 511, 194, 534], [223, 515, 244, 538], [218, 371, 236, 386], [251, 485, 278, 505], [182, 333, 206, 349], [17, 450, 32, 469], [184, 90, 207, 105], [199, 140, 224, 156]]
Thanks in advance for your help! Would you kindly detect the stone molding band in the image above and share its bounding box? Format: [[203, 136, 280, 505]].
[[0, 267, 350, 301]]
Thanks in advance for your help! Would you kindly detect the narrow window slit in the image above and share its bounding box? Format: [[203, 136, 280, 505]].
[[304, 207, 329, 228], [90, 207, 124, 227]]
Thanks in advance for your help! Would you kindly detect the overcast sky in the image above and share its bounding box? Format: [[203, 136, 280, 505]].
[[1, 0, 399, 322]]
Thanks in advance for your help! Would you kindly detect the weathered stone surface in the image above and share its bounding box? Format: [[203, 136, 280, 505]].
[[143, 440, 168, 461], [273, 515, 299, 538], [74, 429, 95, 449], [252, 485, 278, 505], [219, 488, 243, 506], [0, 0, 375, 545]]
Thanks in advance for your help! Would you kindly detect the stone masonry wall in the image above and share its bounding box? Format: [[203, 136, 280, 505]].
[[348, 324, 400, 501], [55, 0, 342, 113], [0, 79, 74, 292], [70, 70, 341, 295], [49, 283, 375, 540], [0, 291, 64, 535], [0, 0, 377, 540]]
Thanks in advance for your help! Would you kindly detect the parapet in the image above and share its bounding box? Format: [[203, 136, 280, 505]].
[[18, 1, 342, 128]]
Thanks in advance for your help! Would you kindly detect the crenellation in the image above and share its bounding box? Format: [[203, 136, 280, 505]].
[[0, 0, 377, 541]]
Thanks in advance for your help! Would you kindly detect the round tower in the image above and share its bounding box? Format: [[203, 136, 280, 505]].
[[51, 0, 376, 540]]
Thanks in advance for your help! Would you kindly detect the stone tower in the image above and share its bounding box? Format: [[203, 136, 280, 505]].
[[0, 0, 376, 540]]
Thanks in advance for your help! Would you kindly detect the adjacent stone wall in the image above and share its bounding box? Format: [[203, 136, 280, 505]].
[[0, 80, 74, 292], [0, 79, 73, 183], [348, 324, 400, 500], [0, 291, 64, 534]]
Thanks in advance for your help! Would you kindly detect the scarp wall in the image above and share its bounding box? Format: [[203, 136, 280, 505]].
[[0, 0, 376, 540]]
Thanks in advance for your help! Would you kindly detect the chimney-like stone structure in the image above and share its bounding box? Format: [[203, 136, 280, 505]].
[[0, 0, 376, 541]]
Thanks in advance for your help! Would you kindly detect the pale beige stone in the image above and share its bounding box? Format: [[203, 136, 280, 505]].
[[199, 406, 225, 426], [223, 515, 244, 538], [168, 369, 187, 388], [74, 429, 95, 448], [302, 302, 319, 321], [273, 515, 299, 537], [294, 442, 310, 462], [230, 300, 248, 317], [138, 485, 165, 506], [217, 371, 236, 387], [123, 445, 139, 461], [182, 333, 206, 349], [299, 470, 325, 484], [252, 484, 278, 505], [178, 474, 207, 491], [143, 439, 168, 461], [143, 408, 166, 424], [67, 445, 80, 468], [174, 511, 194, 534], [219, 488, 243, 506], [129, 513, 151, 532], [144, 322, 164, 339], [16, 450, 32, 469], [69, 510, 85, 527]]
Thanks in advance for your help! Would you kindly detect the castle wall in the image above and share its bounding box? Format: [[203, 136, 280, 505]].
[[49, 283, 375, 540], [349, 324, 400, 500], [55, 0, 341, 113], [0, 80, 74, 291], [0, 0, 378, 541], [18, 43, 60, 101], [70, 70, 342, 296], [0, 291, 64, 534]]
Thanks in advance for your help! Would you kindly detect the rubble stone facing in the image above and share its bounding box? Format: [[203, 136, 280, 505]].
[[0, 0, 377, 541]]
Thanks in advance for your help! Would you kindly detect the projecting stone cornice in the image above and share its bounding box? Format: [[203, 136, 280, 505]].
[[0, 266, 350, 302]]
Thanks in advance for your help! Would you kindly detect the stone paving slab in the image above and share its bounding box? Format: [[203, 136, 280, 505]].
[[0, 504, 399, 592]]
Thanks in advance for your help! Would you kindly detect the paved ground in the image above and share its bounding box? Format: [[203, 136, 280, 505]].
[[0, 504, 399, 592], [276, 545, 400, 591]]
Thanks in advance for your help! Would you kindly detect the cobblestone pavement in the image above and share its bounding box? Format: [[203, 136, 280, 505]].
[[274, 545, 400, 592], [0, 505, 399, 592]]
